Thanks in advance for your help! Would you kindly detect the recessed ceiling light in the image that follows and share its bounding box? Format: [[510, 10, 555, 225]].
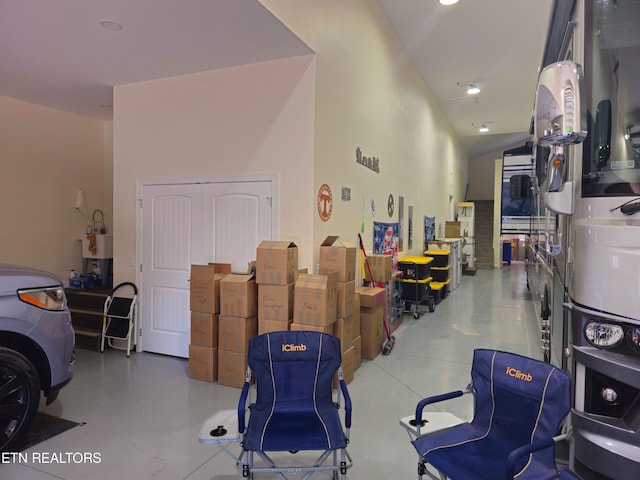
[[472, 123, 489, 132], [466, 83, 480, 95], [439, 0, 460, 5], [99, 20, 123, 31], [457, 81, 480, 95]]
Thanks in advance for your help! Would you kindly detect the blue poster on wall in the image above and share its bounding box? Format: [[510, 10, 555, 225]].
[[424, 216, 435, 250], [373, 222, 399, 271]]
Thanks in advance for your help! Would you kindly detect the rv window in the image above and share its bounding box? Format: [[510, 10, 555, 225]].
[[582, 0, 640, 197]]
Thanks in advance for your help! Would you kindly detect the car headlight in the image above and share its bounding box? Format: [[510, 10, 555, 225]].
[[626, 327, 640, 354], [584, 322, 624, 348], [18, 286, 66, 311]]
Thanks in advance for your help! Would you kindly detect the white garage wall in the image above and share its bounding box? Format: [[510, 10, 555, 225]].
[[113, 55, 316, 281], [113, 0, 470, 284], [261, 0, 469, 265], [0, 95, 107, 280]]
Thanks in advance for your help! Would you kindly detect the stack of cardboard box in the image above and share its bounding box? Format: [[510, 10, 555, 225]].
[[352, 292, 362, 370], [363, 253, 393, 284], [292, 272, 338, 333], [218, 273, 258, 388], [362, 252, 395, 329], [318, 236, 357, 384], [188, 263, 231, 382], [355, 286, 386, 360], [256, 241, 299, 335]]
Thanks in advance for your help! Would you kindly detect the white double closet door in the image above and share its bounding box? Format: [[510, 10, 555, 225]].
[[140, 179, 273, 357]]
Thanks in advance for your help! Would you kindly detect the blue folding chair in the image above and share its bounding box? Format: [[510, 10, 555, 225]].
[[407, 349, 571, 480], [199, 331, 352, 479]]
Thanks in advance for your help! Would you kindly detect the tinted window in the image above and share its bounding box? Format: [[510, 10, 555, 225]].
[[582, 0, 640, 196]]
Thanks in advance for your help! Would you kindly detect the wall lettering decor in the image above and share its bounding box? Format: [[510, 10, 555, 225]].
[[355, 147, 380, 173]]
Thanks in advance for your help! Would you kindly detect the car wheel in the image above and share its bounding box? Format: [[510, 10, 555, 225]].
[[0, 347, 40, 452]]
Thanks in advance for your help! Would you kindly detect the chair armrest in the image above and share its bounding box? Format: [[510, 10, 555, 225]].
[[237, 382, 251, 434], [414, 390, 464, 424], [339, 379, 352, 429], [505, 437, 557, 480]]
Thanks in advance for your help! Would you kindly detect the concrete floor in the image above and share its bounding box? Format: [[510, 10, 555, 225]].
[[0, 266, 608, 479]]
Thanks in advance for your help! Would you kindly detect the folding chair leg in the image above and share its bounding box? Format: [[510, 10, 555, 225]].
[[242, 451, 252, 479], [340, 448, 348, 480], [418, 459, 426, 479], [417, 459, 447, 480]]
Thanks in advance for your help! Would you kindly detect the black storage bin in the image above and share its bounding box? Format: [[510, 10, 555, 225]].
[[401, 278, 430, 302], [424, 250, 450, 268], [431, 265, 450, 283], [398, 256, 433, 280]]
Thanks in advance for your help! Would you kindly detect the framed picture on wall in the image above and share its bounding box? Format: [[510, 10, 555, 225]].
[[424, 216, 435, 251], [408, 205, 413, 249]]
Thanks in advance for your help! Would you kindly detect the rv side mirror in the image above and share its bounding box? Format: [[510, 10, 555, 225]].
[[509, 175, 531, 199], [534, 61, 587, 147]]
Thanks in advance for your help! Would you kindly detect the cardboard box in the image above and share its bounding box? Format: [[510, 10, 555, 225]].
[[355, 286, 386, 308], [218, 316, 258, 353], [190, 264, 231, 313], [360, 304, 383, 360], [352, 293, 361, 338], [293, 272, 338, 327], [363, 254, 392, 282], [258, 319, 292, 335], [333, 346, 355, 387], [188, 345, 217, 382], [318, 236, 357, 283], [220, 274, 257, 317], [445, 221, 461, 238], [352, 336, 362, 370], [336, 281, 355, 318], [343, 346, 355, 384], [333, 315, 353, 353], [258, 283, 294, 321], [256, 241, 298, 285], [290, 322, 334, 334], [190, 312, 218, 348], [218, 349, 248, 389], [428, 240, 454, 251]]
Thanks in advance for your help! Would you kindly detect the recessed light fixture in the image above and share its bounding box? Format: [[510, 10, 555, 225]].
[[439, 0, 460, 5], [457, 82, 480, 95], [472, 123, 490, 133], [466, 83, 480, 95], [99, 19, 123, 31]]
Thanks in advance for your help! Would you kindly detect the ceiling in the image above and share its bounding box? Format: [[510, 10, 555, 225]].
[[0, 0, 553, 159]]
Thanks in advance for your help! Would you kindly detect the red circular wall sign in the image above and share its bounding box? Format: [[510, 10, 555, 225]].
[[317, 184, 333, 222]]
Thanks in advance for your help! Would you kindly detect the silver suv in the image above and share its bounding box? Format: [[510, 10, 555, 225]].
[[0, 264, 75, 451]]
